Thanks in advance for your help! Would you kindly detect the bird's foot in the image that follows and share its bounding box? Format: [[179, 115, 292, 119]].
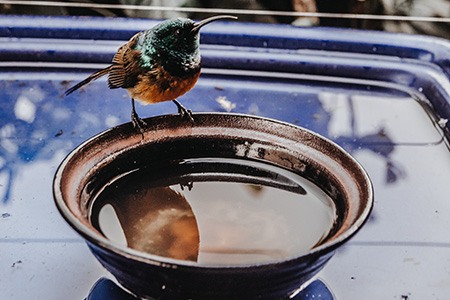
[[131, 111, 147, 137], [179, 106, 194, 122], [173, 100, 194, 122]]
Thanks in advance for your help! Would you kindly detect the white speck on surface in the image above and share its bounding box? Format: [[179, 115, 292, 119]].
[[438, 118, 448, 128], [15, 95, 36, 123], [215, 96, 236, 112]]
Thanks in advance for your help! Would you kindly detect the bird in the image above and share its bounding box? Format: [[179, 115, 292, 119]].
[[65, 15, 237, 133]]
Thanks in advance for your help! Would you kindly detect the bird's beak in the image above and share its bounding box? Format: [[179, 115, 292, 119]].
[[191, 15, 237, 33]]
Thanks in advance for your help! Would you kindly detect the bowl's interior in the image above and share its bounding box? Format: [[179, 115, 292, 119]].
[[54, 113, 373, 267]]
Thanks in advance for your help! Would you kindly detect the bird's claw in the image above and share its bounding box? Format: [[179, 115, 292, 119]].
[[178, 106, 194, 122], [173, 100, 194, 122], [131, 111, 147, 137]]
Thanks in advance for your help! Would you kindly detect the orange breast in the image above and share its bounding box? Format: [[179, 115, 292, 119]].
[[127, 66, 201, 105]]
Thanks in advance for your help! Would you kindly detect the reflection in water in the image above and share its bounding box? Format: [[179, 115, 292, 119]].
[[92, 158, 336, 265], [96, 186, 200, 262]]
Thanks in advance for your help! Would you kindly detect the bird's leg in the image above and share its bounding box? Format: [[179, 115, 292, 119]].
[[173, 99, 194, 122], [131, 98, 147, 135]]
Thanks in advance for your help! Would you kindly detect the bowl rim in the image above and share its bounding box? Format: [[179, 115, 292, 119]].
[[53, 112, 374, 269]]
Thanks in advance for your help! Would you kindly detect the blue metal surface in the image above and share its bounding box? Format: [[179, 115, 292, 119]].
[[0, 15, 449, 131], [0, 16, 449, 299]]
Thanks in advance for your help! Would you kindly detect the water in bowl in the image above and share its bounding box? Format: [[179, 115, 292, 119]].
[[90, 158, 337, 266]]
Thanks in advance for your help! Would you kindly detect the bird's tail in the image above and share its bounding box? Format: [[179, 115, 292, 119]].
[[65, 66, 112, 96]]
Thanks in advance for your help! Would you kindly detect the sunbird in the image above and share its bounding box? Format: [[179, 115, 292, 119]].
[[65, 15, 237, 132]]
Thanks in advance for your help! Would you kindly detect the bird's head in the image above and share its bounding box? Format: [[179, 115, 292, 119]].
[[150, 15, 237, 60]]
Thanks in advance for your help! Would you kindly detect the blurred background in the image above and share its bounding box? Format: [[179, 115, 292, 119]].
[[1, 1, 449, 300], [0, 0, 448, 39]]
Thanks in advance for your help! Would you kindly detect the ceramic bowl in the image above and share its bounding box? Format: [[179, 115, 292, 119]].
[[53, 113, 373, 299]]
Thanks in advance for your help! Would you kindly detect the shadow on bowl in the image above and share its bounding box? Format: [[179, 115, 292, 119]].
[[53, 113, 373, 299]]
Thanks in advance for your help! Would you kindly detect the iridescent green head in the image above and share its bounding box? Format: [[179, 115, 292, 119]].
[[151, 15, 236, 55], [139, 15, 237, 75]]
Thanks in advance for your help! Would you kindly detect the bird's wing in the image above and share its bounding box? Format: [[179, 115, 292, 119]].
[[108, 33, 143, 89]]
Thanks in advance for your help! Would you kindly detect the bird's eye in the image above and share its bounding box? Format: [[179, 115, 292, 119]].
[[174, 29, 180, 36]]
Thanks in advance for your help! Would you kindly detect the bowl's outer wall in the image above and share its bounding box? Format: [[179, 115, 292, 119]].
[[88, 241, 335, 299]]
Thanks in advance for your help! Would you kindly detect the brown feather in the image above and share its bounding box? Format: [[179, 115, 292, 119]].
[[129, 66, 201, 104], [108, 33, 142, 89]]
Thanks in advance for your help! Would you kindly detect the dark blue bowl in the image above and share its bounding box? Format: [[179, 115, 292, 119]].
[[53, 113, 373, 299]]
